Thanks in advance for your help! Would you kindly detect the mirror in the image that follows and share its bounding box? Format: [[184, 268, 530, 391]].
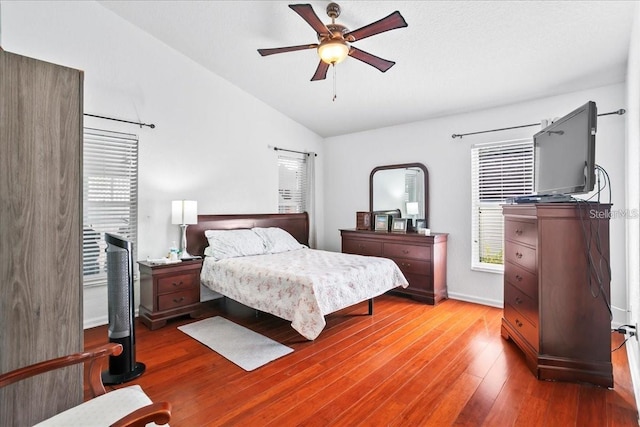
[[370, 163, 429, 227]]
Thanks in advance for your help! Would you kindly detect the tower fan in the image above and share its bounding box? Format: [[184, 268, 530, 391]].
[[102, 233, 145, 384]]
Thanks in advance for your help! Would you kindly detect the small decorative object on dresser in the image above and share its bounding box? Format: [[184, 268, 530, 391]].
[[138, 258, 203, 330], [391, 218, 407, 232], [374, 214, 390, 231], [356, 211, 371, 230], [414, 219, 427, 230]]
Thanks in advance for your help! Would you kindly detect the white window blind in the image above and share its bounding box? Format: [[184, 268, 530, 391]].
[[83, 128, 138, 287], [471, 139, 533, 271], [405, 170, 417, 204], [278, 152, 308, 213]]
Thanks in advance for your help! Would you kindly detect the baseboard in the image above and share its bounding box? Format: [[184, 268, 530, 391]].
[[84, 315, 108, 330], [447, 292, 502, 308], [626, 340, 640, 417], [83, 308, 140, 330]]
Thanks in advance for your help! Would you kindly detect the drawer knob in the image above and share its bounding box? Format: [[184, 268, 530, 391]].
[[515, 274, 523, 282], [172, 281, 184, 287], [358, 244, 365, 249], [515, 252, 523, 259], [402, 249, 410, 254], [401, 262, 411, 267], [515, 319, 523, 328], [515, 297, 523, 305], [173, 297, 185, 304], [515, 229, 523, 236]]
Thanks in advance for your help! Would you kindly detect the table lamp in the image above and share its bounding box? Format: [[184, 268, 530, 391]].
[[172, 200, 198, 259], [406, 202, 419, 219]]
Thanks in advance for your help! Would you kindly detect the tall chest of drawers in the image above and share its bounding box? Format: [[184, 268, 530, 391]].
[[501, 203, 612, 387], [340, 229, 448, 304]]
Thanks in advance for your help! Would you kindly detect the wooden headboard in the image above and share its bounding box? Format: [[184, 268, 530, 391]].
[[185, 212, 310, 257]]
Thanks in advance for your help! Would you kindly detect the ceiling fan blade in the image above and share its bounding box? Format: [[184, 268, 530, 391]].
[[311, 61, 330, 81], [348, 47, 396, 72], [289, 4, 330, 36], [344, 11, 408, 42], [258, 44, 318, 56]]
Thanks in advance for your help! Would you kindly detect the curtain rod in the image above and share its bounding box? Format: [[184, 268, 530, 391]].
[[84, 113, 156, 129], [268, 145, 318, 157], [451, 108, 626, 139]]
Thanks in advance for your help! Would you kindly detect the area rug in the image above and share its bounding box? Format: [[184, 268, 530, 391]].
[[178, 316, 293, 371]]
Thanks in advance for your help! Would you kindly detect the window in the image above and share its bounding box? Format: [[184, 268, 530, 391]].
[[83, 128, 138, 286], [278, 152, 308, 213], [471, 139, 533, 271]]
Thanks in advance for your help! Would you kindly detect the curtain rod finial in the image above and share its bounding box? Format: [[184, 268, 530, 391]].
[[452, 134, 462, 139]]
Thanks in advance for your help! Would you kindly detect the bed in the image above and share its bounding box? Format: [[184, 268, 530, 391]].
[[186, 212, 408, 340]]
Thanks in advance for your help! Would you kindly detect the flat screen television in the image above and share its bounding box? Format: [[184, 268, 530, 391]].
[[533, 101, 597, 196]]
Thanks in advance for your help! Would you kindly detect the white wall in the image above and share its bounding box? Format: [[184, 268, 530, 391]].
[[625, 0, 640, 407], [0, 1, 324, 328], [0, 0, 632, 331], [323, 84, 628, 324]]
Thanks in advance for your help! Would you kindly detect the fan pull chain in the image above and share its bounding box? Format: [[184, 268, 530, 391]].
[[332, 64, 337, 102]]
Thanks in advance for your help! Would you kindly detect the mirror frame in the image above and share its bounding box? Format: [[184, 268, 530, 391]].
[[369, 162, 429, 227]]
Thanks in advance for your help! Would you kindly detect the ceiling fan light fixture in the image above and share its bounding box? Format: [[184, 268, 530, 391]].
[[318, 39, 349, 65]]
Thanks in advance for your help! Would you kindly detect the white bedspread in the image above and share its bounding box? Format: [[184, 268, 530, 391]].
[[200, 248, 408, 340]]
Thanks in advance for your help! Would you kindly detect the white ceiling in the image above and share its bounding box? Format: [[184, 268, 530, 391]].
[[98, 1, 637, 138]]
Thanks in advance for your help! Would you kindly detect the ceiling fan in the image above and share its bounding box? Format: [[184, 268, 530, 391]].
[[257, 3, 408, 81]]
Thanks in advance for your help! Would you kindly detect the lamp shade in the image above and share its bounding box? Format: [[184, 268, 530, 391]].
[[406, 202, 420, 216], [318, 39, 349, 64], [172, 200, 198, 225]]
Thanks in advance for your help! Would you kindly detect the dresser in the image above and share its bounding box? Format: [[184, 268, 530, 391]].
[[340, 229, 448, 304], [138, 259, 203, 330], [501, 203, 612, 387]]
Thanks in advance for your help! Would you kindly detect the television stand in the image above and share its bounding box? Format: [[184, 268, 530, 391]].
[[510, 194, 574, 204]]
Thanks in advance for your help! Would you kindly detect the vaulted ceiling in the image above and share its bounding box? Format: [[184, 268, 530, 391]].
[[99, 1, 637, 137]]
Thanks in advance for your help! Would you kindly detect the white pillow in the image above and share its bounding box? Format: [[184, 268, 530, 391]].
[[204, 229, 266, 260], [252, 227, 306, 253]]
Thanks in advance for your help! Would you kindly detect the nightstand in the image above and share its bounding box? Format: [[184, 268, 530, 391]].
[[138, 259, 203, 330]]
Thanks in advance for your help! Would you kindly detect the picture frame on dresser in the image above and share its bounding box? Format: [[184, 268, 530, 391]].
[[391, 218, 407, 232], [356, 211, 371, 230], [374, 214, 390, 231]]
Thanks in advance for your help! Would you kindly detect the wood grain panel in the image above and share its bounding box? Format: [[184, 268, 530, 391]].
[[0, 50, 83, 426]]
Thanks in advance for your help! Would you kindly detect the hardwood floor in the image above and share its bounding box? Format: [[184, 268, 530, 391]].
[[84, 295, 639, 426]]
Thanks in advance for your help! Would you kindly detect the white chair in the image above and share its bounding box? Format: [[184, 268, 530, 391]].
[[0, 343, 171, 427]]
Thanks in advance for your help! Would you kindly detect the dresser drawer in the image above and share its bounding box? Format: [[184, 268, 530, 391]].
[[505, 242, 536, 272], [504, 261, 538, 300], [158, 288, 199, 311], [504, 303, 539, 351], [505, 282, 538, 326], [383, 243, 431, 261], [505, 219, 537, 247], [402, 272, 433, 297], [342, 238, 383, 256], [392, 257, 430, 276], [157, 273, 198, 294]]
